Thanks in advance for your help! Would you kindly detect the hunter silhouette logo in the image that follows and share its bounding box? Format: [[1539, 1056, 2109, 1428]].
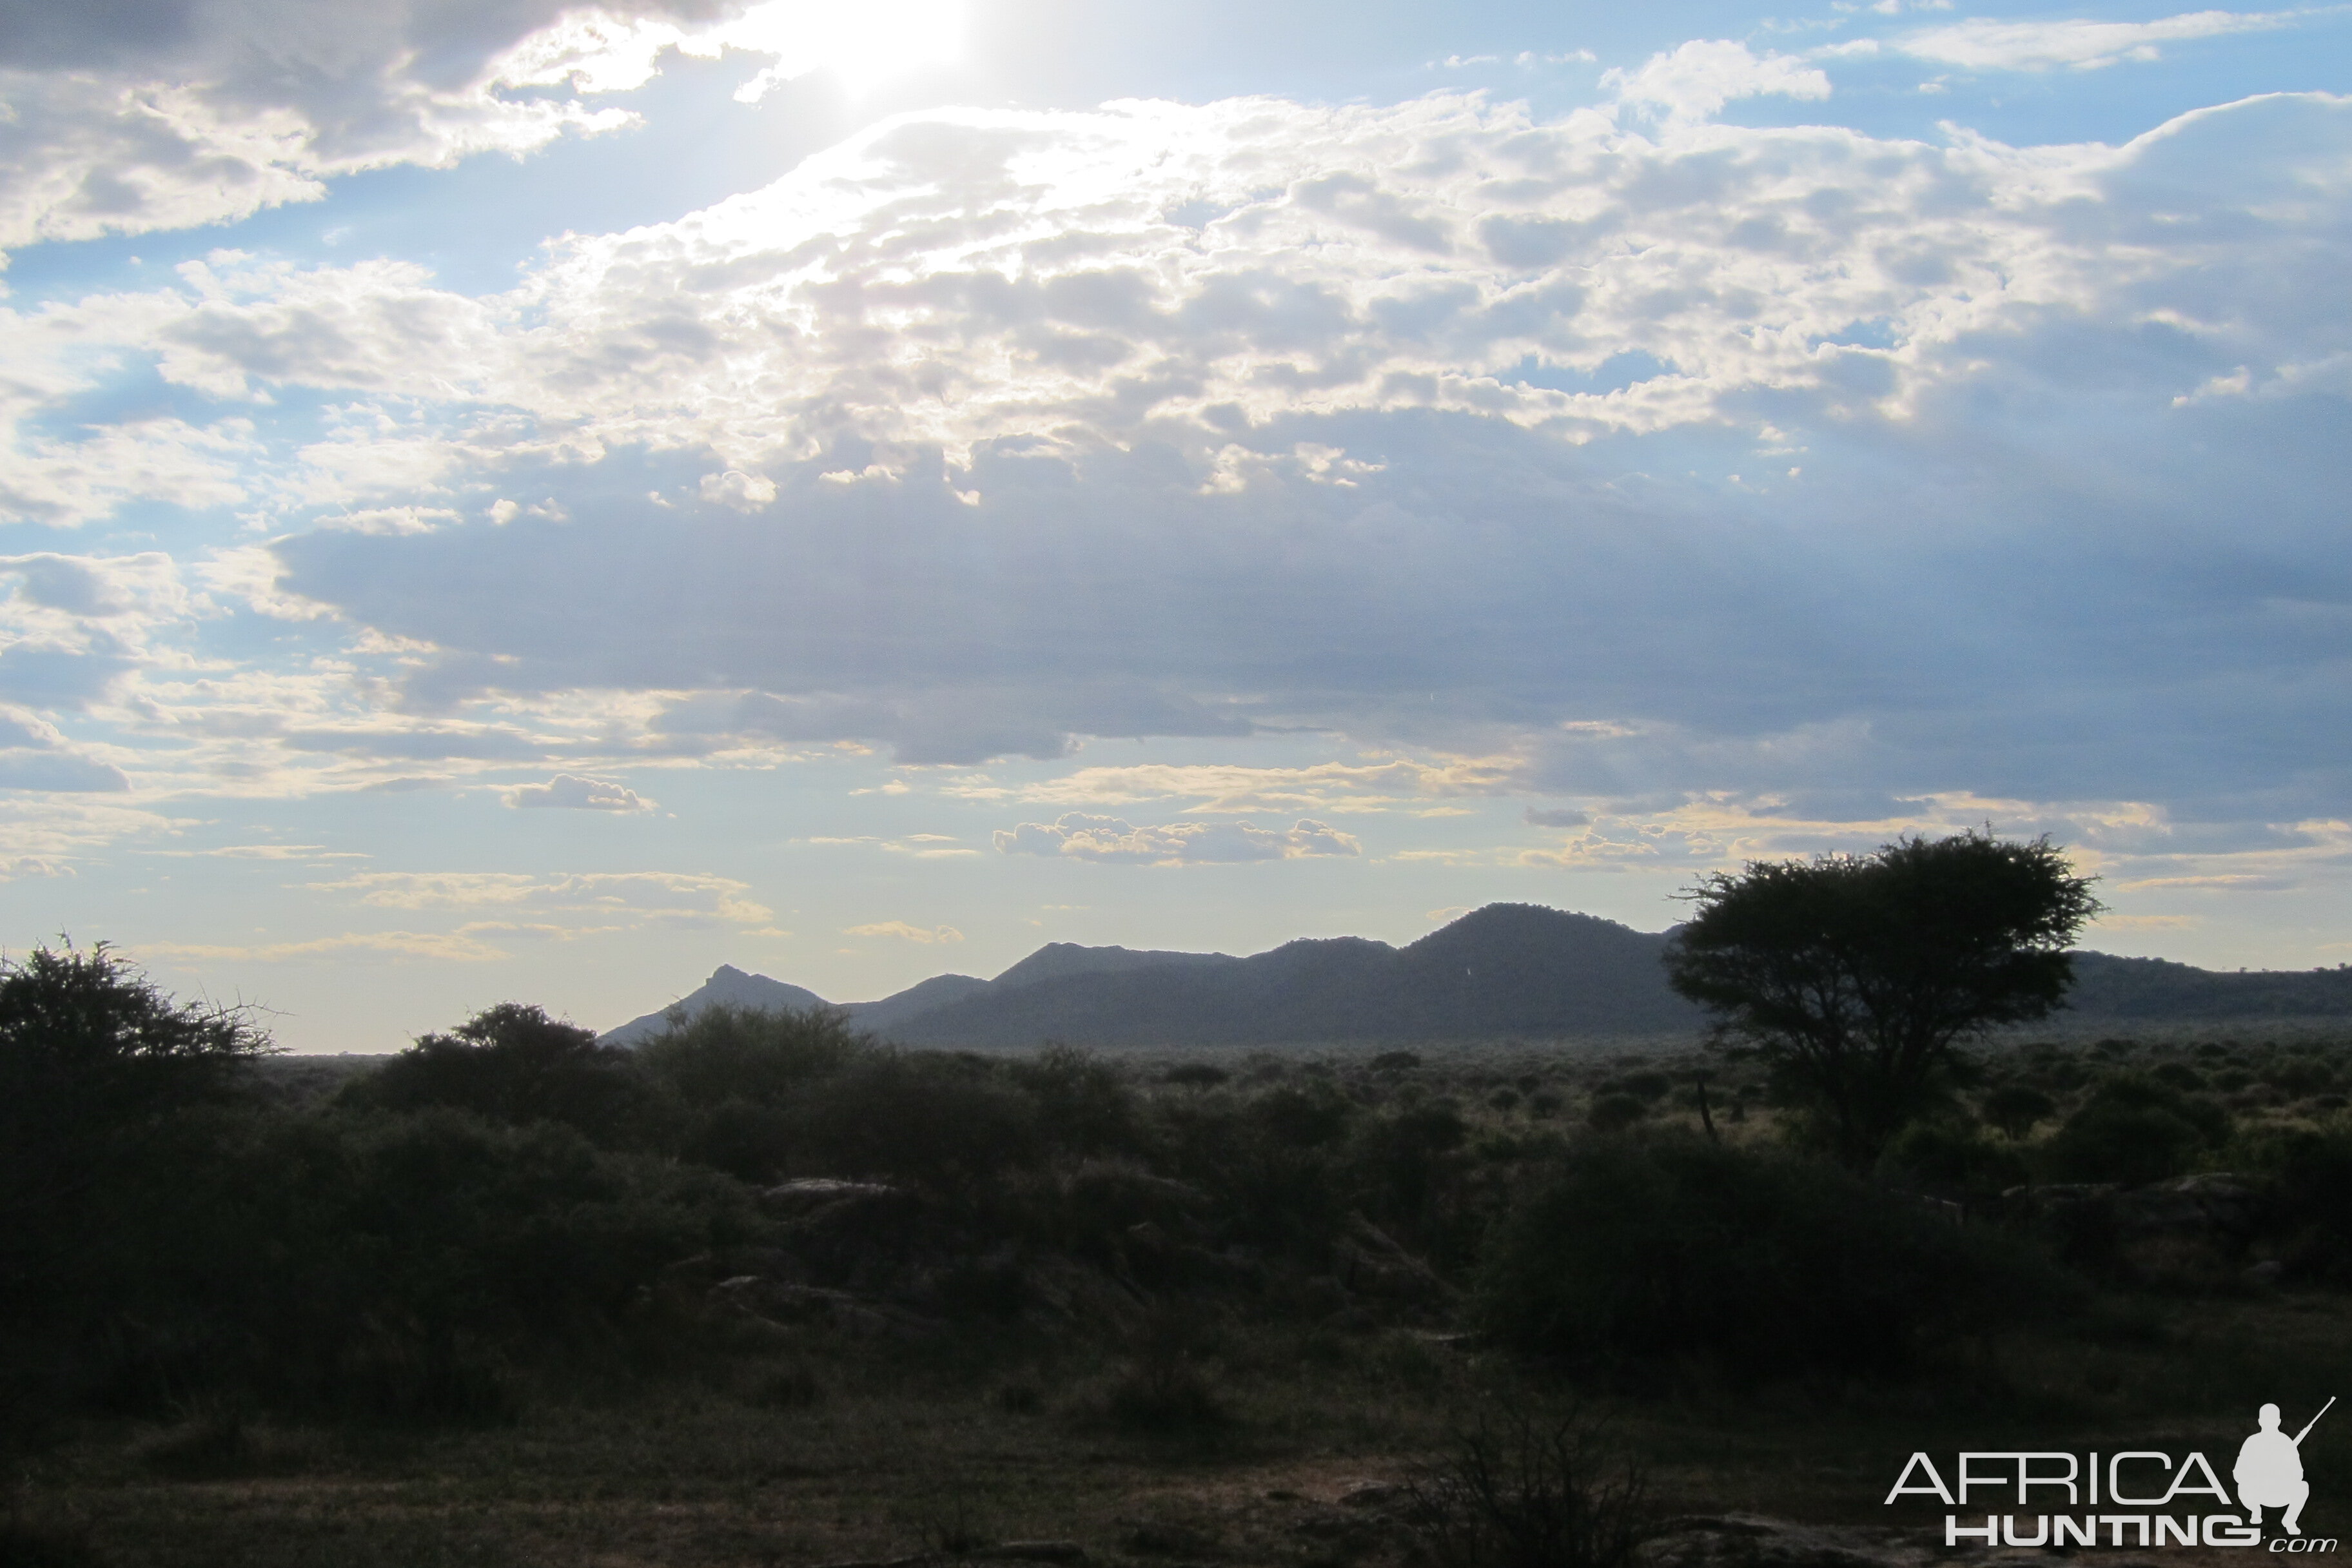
[[1886, 1399, 2337, 1550], [2240, 1399, 2331, 1536]]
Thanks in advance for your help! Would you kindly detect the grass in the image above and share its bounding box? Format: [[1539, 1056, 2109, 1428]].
[[15, 1288, 2352, 1566]]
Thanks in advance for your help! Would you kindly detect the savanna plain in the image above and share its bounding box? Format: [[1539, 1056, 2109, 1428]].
[[8, 956, 2352, 1568]]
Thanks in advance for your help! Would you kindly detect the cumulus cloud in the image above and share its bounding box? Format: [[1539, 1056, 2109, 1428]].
[[504, 774, 655, 810], [0, 0, 972, 255], [995, 812, 1362, 866], [3, 78, 2347, 878], [1603, 40, 1832, 121]]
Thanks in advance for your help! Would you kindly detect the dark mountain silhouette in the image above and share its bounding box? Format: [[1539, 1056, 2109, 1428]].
[[841, 973, 992, 1034], [880, 906, 1703, 1047], [601, 964, 830, 1046], [2065, 952, 2352, 1019], [602, 906, 2352, 1048]]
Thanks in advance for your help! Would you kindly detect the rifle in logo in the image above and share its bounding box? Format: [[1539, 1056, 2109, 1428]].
[[2240, 1398, 2333, 1536]]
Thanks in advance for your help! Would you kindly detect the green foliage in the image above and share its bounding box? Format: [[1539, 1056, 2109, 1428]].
[[1008, 1043, 1140, 1158], [636, 1003, 867, 1106], [343, 1003, 661, 1149], [2260, 1128, 2352, 1284], [791, 1050, 1041, 1184], [1666, 831, 2101, 1170], [1980, 1083, 2056, 1140], [1585, 1094, 1646, 1134], [1880, 1119, 2028, 1200], [2040, 1075, 2230, 1185], [0, 944, 271, 1424], [83, 1104, 756, 1418], [1475, 1136, 2067, 1378]]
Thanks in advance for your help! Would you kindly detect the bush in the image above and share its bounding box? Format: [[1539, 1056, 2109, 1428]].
[[1881, 1121, 2028, 1200], [636, 1004, 867, 1108], [2260, 1128, 2352, 1285], [1476, 1137, 2066, 1379], [0, 945, 270, 1319], [789, 1051, 1041, 1186], [2041, 1075, 2228, 1186], [344, 1003, 662, 1149], [1406, 1406, 1653, 1568], [1008, 1044, 1139, 1158], [1585, 1094, 1646, 1134], [1980, 1083, 2055, 1141], [70, 1104, 756, 1419]]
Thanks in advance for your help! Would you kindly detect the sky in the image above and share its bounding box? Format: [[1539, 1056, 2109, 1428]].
[[1, 0, 2347, 1051]]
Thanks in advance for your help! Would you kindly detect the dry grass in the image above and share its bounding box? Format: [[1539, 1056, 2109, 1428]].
[[15, 1289, 2352, 1567]]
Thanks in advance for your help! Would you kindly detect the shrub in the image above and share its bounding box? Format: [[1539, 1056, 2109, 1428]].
[[1980, 1083, 2055, 1141], [344, 1003, 662, 1149], [788, 1050, 1041, 1185], [1104, 1308, 1229, 1435], [2041, 1075, 2228, 1186], [1598, 1072, 1671, 1104], [0, 945, 270, 1318], [1476, 1137, 2066, 1379], [2268, 1057, 2338, 1097], [2260, 1128, 2352, 1284], [636, 1004, 867, 1107], [1406, 1406, 1654, 1568], [1009, 1044, 1139, 1158], [1881, 1120, 2027, 1200], [75, 1104, 755, 1419], [1585, 1094, 1646, 1134]]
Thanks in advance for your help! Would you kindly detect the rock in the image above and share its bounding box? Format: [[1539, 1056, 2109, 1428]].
[[1335, 1480, 1409, 1510]]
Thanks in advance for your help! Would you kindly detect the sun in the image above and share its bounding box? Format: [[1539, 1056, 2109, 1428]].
[[724, 0, 968, 99]]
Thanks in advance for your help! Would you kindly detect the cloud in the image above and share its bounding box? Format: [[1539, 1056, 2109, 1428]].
[[1524, 805, 1590, 828], [1884, 9, 2303, 72], [698, 471, 778, 511], [994, 812, 1362, 866], [948, 757, 1525, 814], [0, 703, 133, 792], [4, 81, 2348, 893], [0, 0, 973, 256], [134, 929, 510, 963], [308, 870, 771, 926], [1604, 40, 1833, 121], [843, 920, 965, 943], [504, 774, 656, 810], [805, 833, 979, 858]]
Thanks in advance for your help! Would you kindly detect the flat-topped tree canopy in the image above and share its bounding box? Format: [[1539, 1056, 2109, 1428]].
[[1666, 832, 2102, 1170]]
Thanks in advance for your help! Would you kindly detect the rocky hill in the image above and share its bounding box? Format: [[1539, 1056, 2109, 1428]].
[[602, 905, 2352, 1049]]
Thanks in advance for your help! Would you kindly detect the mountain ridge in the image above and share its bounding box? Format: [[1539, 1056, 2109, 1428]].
[[599, 905, 2352, 1048]]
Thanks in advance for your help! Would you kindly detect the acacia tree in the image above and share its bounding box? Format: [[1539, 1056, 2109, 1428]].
[[1664, 832, 2101, 1170], [0, 943, 271, 1317]]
